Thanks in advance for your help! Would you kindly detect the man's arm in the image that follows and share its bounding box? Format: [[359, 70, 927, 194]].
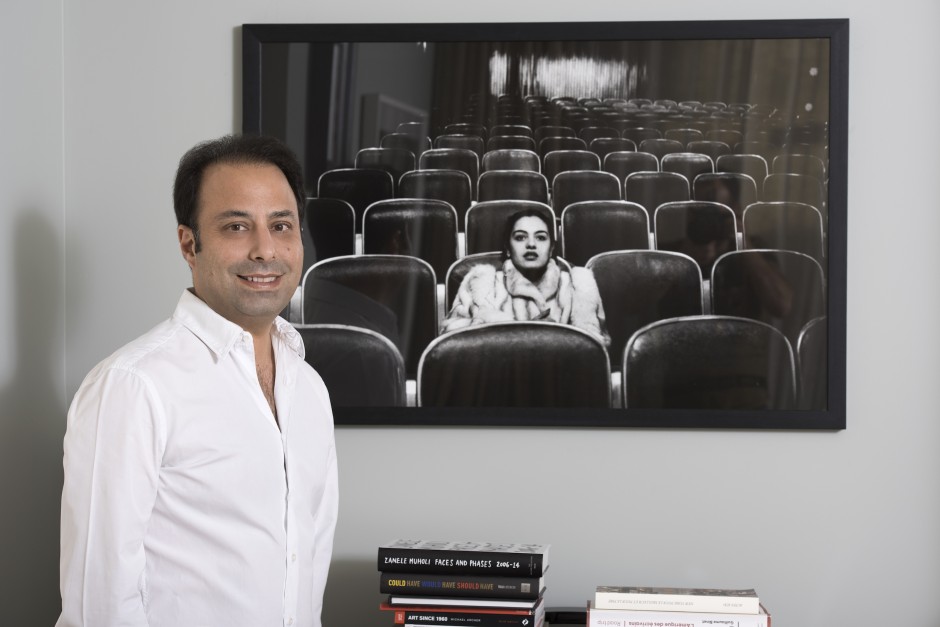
[[310, 440, 338, 627], [58, 367, 163, 627]]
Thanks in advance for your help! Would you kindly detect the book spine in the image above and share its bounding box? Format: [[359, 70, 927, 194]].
[[381, 572, 542, 599], [391, 609, 538, 627], [378, 548, 546, 576], [589, 607, 769, 627], [594, 593, 759, 615]]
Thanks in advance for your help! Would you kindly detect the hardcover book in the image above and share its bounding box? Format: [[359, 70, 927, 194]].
[[594, 586, 760, 615], [588, 600, 771, 627], [381, 571, 545, 599], [387, 594, 544, 610], [380, 598, 545, 627], [378, 540, 550, 577]]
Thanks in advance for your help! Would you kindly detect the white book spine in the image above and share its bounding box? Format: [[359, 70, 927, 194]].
[[589, 607, 769, 627], [594, 593, 759, 615]]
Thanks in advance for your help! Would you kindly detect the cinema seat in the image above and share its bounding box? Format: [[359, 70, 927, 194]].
[[296, 324, 406, 407], [418, 322, 611, 408], [622, 315, 796, 409]]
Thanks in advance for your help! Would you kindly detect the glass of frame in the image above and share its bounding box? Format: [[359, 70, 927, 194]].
[[242, 19, 848, 429]]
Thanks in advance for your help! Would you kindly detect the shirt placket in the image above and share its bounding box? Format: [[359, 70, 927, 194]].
[[277, 344, 299, 627]]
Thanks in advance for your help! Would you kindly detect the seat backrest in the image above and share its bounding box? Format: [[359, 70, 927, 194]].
[[561, 200, 650, 266], [305, 198, 355, 264], [715, 153, 769, 188], [762, 173, 826, 215], [443, 252, 503, 311], [773, 153, 827, 182], [692, 172, 758, 226], [444, 123, 487, 142], [481, 149, 540, 173], [491, 124, 533, 138], [654, 200, 738, 276], [796, 315, 828, 410], [534, 125, 576, 144], [742, 201, 826, 266], [419, 148, 480, 199], [354, 147, 416, 189], [622, 315, 796, 409], [587, 250, 703, 364], [579, 126, 620, 144], [551, 170, 621, 214], [661, 152, 715, 187], [711, 249, 826, 346], [590, 137, 638, 162], [639, 138, 685, 161], [398, 169, 473, 230], [296, 324, 406, 407], [419, 322, 611, 408], [687, 140, 732, 161], [603, 151, 659, 183], [706, 128, 743, 146], [539, 136, 588, 160], [303, 254, 437, 377], [486, 135, 537, 152], [362, 198, 458, 280], [317, 168, 394, 232], [624, 171, 691, 220], [543, 150, 601, 184], [380, 132, 430, 157], [433, 134, 485, 161], [664, 128, 706, 146], [477, 170, 549, 204], [622, 127, 662, 145], [465, 200, 556, 256]]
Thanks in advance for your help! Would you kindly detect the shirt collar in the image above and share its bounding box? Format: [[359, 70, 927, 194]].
[[172, 289, 305, 361]]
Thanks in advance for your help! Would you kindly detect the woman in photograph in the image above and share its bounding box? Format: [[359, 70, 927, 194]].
[[442, 208, 609, 346]]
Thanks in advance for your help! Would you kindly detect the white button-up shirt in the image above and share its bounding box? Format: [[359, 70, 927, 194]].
[[58, 290, 338, 627]]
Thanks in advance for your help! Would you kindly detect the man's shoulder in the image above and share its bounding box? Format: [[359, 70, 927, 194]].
[[86, 317, 189, 382]]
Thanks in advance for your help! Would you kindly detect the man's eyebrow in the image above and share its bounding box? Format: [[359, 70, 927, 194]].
[[211, 209, 297, 222]]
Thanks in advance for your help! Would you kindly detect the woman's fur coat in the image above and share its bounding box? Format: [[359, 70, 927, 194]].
[[442, 258, 609, 346]]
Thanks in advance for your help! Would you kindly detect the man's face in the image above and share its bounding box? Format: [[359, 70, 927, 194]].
[[508, 215, 553, 273], [178, 161, 302, 334]]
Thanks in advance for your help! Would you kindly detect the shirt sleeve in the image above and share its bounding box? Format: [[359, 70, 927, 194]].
[[310, 439, 338, 627], [58, 366, 164, 627]]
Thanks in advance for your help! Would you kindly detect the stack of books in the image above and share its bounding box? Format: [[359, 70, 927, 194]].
[[588, 586, 772, 627], [378, 540, 549, 627]]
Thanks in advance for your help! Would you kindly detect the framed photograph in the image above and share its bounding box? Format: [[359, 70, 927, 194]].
[[242, 19, 848, 429]]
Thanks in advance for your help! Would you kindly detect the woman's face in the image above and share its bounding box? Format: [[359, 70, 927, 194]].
[[508, 215, 553, 273]]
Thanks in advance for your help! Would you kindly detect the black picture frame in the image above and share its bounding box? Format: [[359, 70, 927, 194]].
[[242, 19, 848, 429]]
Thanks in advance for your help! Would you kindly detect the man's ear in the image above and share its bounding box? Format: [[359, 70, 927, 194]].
[[178, 225, 197, 270]]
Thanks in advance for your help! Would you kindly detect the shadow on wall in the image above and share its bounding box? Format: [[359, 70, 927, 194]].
[[323, 557, 387, 627], [0, 211, 66, 623]]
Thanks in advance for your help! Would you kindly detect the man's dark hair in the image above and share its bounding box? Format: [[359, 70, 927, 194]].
[[173, 134, 306, 251], [500, 207, 557, 262]]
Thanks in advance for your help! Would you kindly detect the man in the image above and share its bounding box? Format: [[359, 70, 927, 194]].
[[57, 135, 338, 627]]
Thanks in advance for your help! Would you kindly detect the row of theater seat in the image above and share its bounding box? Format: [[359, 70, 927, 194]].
[[297, 315, 827, 411], [297, 248, 826, 383], [317, 159, 827, 235], [304, 196, 827, 281]]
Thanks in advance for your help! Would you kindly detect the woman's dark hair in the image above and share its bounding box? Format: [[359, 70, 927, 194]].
[[500, 207, 556, 262], [173, 134, 306, 251]]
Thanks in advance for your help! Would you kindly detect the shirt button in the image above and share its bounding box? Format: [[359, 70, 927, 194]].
[[288, 618, 294, 625], [292, 553, 297, 562]]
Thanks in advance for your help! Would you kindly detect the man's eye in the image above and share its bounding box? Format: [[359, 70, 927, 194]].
[[273, 222, 293, 232], [227, 224, 247, 231]]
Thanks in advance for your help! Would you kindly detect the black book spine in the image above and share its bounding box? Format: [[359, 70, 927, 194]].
[[377, 548, 546, 577], [398, 609, 536, 627], [380, 572, 542, 599]]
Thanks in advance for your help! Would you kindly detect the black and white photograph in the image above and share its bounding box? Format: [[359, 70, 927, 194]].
[[243, 20, 847, 428]]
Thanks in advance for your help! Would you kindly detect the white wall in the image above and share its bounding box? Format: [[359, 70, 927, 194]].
[[0, 1, 65, 624], [3, 0, 938, 625]]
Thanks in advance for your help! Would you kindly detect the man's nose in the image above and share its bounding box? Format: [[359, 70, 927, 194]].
[[250, 227, 276, 260]]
